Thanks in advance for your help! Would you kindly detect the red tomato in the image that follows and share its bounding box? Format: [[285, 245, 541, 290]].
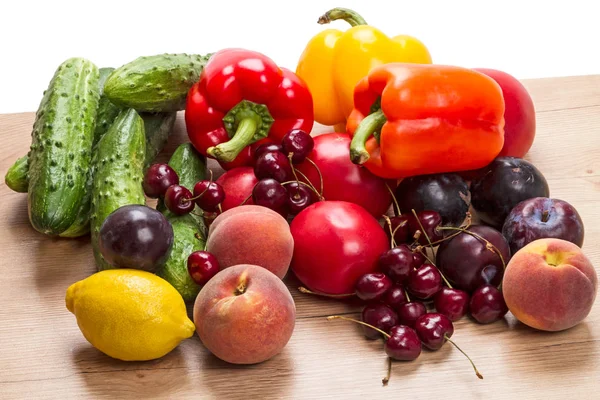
[[295, 133, 393, 217], [216, 167, 258, 211], [474, 68, 536, 158], [290, 201, 389, 294]]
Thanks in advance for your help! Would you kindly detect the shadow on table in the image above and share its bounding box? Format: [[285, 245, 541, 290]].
[[199, 347, 294, 400], [72, 344, 189, 397], [503, 317, 597, 375]]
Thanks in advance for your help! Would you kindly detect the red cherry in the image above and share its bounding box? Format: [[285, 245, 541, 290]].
[[187, 251, 220, 285]]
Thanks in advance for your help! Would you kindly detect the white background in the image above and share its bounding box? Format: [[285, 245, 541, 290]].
[[1, 0, 599, 113]]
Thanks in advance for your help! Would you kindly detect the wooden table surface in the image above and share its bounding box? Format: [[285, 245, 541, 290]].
[[1, 75, 599, 400]]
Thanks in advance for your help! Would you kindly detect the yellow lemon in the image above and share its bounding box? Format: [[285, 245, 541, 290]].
[[66, 269, 195, 361]]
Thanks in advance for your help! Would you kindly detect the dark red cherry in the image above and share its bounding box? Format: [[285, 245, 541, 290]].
[[143, 163, 179, 198], [378, 244, 415, 284], [470, 285, 508, 324], [434, 288, 470, 321], [384, 325, 422, 361], [361, 303, 398, 340], [355, 273, 392, 302], [396, 301, 427, 328], [164, 184, 194, 215], [407, 264, 443, 299]]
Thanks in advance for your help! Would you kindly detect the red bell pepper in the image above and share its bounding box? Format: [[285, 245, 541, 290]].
[[185, 48, 314, 169]]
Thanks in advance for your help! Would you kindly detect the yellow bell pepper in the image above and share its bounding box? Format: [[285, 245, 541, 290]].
[[296, 8, 432, 129]]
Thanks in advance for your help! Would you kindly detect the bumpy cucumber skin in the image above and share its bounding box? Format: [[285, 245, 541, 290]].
[[4, 155, 29, 193], [157, 143, 207, 301], [61, 111, 175, 238], [104, 53, 211, 112], [158, 214, 205, 302], [93, 67, 121, 145], [140, 112, 177, 167], [27, 58, 100, 236], [5, 67, 118, 198], [91, 109, 146, 270]]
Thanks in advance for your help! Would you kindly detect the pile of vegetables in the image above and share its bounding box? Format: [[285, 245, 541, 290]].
[[4, 6, 596, 385]]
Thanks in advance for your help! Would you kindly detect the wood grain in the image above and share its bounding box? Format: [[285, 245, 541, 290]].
[[1, 75, 599, 400]]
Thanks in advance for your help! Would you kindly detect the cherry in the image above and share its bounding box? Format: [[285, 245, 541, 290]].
[[286, 181, 314, 215], [384, 325, 422, 361], [384, 284, 409, 310], [408, 210, 443, 245], [378, 244, 415, 283], [475, 264, 503, 288], [414, 312, 483, 379], [470, 284, 508, 324], [193, 180, 225, 212], [327, 316, 421, 361], [385, 215, 411, 245], [164, 184, 194, 215], [412, 251, 426, 268], [362, 303, 398, 339], [407, 263, 443, 299], [254, 151, 293, 182], [187, 251, 220, 285], [282, 129, 314, 164], [397, 301, 427, 328], [355, 273, 392, 302], [434, 288, 470, 321], [143, 163, 179, 198], [252, 179, 288, 214], [415, 313, 454, 350], [254, 143, 283, 160]]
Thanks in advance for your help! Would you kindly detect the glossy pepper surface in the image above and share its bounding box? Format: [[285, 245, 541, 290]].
[[296, 8, 431, 129], [347, 63, 506, 179], [186, 49, 314, 169]]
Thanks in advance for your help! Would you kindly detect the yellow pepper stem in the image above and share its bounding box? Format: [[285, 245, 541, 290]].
[[350, 109, 387, 165], [318, 8, 367, 27]]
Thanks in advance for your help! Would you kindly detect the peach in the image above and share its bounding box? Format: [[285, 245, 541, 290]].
[[502, 238, 597, 331], [193, 264, 296, 364], [206, 205, 293, 279]]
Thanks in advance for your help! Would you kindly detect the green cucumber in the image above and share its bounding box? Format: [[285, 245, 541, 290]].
[[157, 143, 207, 301], [5, 67, 118, 196], [91, 108, 146, 270], [27, 58, 100, 236], [141, 112, 177, 167], [104, 53, 212, 112], [4, 156, 29, 193], [93, 67, 121, 144]]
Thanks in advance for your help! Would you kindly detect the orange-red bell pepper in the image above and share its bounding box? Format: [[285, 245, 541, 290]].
[[347, 63, 506, 179]]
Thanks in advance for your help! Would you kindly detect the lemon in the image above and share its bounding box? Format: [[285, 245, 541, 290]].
[[65, 269, 195, 361]]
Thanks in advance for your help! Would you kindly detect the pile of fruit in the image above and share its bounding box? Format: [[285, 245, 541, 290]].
[[4, 7, 598, 384]]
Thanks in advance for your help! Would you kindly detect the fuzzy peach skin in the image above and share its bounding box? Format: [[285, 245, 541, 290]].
[[193, 264, 296, 364], [503, 238, 597, 331], [206, 205, 293, 279]]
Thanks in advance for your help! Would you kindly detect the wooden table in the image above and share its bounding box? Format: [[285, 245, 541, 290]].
[[1, 75, 599, 400]]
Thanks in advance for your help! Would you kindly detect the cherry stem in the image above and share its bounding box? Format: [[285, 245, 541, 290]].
[[239, 192, 254, 206], [305, 157, 324, 198], [327, 315, 391, 339], [217, 203, 222, 214], [444, 335, 483, 380], [299, 287, 355, 299], [382, 216, 397, 248], [281, 180, 322, 200], [293, 168, 324, 201], [404, 290, 411, 303], [194, 232, 204, 241], [384, 183, 401, 216], [411, 209, 437, 259], [382, 357, 392, 386], [542, 209, 550, 223], [183, 170, 214, 203]]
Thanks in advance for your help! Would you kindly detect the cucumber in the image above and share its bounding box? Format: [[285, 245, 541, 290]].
[[141, 112, 177, 167], [4, 155, 29, 193], [60, 112, 174, 238], [93, 67, 121, 144], [157, 143, 207, 301], [158, 215, 205, 301], [104, 53, 212, 112], [4, 67, 118, 196], [91, 108, 146, 270], [27, 58, 100, 236]]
